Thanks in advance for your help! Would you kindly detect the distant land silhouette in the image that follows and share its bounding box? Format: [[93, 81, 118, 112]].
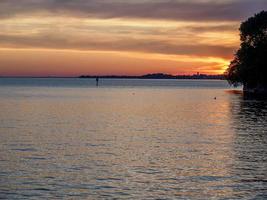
[[0, 73, 224, 79], [79, 73, 225, 80]]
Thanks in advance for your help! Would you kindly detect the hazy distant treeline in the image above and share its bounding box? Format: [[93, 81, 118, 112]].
[[79, 73, 225, 80]]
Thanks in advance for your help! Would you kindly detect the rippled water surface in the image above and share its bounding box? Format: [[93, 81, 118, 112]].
[[0, 78, 266, 199]]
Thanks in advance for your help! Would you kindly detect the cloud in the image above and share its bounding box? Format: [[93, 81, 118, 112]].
[[1, 0, 261, 75], [0, 33, 235, 58], [0, 0, 266, 21]]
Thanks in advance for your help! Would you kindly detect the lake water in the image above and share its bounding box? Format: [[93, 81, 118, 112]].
[[0, 78, 266, 199]]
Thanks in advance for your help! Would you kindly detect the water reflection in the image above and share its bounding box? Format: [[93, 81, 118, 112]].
[[229, 91, 267, 199], [0, 84, 266, 199]]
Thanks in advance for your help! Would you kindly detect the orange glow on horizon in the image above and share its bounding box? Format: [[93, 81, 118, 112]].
[[0, 47, 230, 76], [0, 8, 244, 76]]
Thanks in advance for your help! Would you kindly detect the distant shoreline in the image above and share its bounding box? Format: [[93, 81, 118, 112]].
[[0, 73, 225, 80], [80, 73, 225, 80]]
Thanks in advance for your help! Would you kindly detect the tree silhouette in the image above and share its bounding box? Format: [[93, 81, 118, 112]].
[[226, 11, 267, 92]]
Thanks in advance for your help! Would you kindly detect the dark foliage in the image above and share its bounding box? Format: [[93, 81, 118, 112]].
[[226, 11, 267, 88]]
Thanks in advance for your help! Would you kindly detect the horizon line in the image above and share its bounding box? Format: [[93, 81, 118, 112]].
[[0, 73, 225, 79]]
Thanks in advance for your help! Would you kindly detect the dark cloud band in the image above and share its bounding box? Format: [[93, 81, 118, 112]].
[[0, 0, 266, 21]]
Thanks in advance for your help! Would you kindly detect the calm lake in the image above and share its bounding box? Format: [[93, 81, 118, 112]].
[[0, 78, 266, 199]]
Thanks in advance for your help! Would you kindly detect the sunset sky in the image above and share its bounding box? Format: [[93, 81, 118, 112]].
[[0, 0, 266, 77]]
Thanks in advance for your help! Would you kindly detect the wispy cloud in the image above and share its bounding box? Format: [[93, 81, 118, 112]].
[[0, 33, 235, 58], [0, 16, 238, 58]]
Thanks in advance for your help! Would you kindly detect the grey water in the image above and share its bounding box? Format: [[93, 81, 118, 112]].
[[0, 78, 266, 199]]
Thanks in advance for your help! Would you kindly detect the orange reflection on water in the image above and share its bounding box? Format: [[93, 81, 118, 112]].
[[0, 85, 241, 198]]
